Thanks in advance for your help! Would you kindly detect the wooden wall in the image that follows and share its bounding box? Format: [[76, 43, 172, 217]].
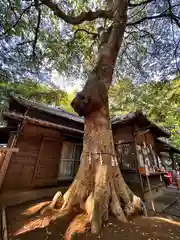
[[113, 124, 134, 143], [134, 124, 155, 146], [1, 123, 62, 192], [113, 124, 137, 169], [9, 99, 84, 131], [112, 124, 144, 198], [27, 109, 84, 131]]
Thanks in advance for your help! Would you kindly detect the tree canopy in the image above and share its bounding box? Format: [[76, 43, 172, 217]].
[[0, 78, 68, 113], [0, 0, 179, 83]]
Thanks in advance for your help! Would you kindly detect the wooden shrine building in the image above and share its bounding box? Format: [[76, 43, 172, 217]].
[[0, 95, 84, 192], [1, 95, 180, 202], [112, 112, 179, 200]]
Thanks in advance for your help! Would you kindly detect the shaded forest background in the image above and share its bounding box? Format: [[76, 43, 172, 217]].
[[1, 75, 180, 148]]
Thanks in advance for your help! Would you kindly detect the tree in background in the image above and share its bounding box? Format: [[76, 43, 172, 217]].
[[0, 77, 68, 113], [0, 68, 78, 115], [0, 0, 180, 237], [109, 78, 136, 115], [110, 76, 180, 147], [62, 90, 78, 114]]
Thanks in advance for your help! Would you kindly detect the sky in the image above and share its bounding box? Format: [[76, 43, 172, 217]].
[[51, 69, 83, 92]]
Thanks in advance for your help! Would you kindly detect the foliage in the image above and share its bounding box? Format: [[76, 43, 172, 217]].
[[61, 90, 77, 114], [0, 0, 179, 83], [109, 76, 180, 147], [0, 78, 68, 113]]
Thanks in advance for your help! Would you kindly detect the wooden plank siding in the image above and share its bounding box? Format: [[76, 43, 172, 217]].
[[112, 123, 166, 201], [32, 137, 62, 187], [112, 124, 144, 199], [1, 124, 62, 191], [113, 125, 134, 143], [113, 124, 137, 170]]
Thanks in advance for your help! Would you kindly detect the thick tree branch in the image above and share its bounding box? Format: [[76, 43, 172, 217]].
[[41, 0, 112, 25], [32, 0, 41, 58], [71, 0, 128, 117]]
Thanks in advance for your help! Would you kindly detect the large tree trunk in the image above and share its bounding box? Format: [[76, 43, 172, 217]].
[[59, 107, 146, 231], [42, 105, 146, 237], [39, 0, 147, 237]]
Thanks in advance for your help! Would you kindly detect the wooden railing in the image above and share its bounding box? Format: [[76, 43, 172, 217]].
[[0, 148, 19, 167], [0, 143, 19, 189]]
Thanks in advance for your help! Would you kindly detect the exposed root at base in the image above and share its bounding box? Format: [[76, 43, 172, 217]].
[[110, 181, 127, 223], [22, 201, 51, 216], [31, 167, 147, 237], [124, 195, 148, 217], [65, 213, 90, 240], [36, 192, 146, 237], [40, 191, 63, 215], [25, 191, 147, 240]]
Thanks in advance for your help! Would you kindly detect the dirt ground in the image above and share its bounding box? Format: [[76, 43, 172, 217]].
[[6, 199, 180, 240]]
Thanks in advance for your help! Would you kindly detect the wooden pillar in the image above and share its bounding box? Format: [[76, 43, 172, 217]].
[[31, 136, 44, 185], [170, 152, 176, 170], [0, 133, 17, 190], [1, 206, 8, 240], [134, 143, 145, 201], [0, 151, 5, 169], [133, 127, 146, 201], [143, 142, 156, 211]]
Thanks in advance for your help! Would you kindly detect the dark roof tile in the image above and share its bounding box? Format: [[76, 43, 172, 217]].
[[11, 95, 84, 123], [3, 112, 83, 135]]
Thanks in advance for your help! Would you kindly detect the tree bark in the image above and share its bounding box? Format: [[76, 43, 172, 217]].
[[41, 0, 147, 237], [43, 106, 146, 236]]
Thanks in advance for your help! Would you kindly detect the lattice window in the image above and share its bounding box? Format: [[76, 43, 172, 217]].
[[116, 142, 137, 170], [58, 141, 82, 180]]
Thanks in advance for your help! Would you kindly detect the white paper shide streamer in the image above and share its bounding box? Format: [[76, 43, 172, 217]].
[[88, 152, 91, 165]]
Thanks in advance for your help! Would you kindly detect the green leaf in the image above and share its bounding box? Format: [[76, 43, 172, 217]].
[[15, 0, 21, 11]]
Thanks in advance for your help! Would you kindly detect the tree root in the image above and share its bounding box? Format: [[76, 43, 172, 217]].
[[91, 163, 109, 234], [33, 163, 147, 237], [110, 181, 127, 223], [40, 191, 63, 215], [123, 190, 148, 217], [35, 186, 146, 236], [65, 213, 90, 240], [22, 201, 51, 216]]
